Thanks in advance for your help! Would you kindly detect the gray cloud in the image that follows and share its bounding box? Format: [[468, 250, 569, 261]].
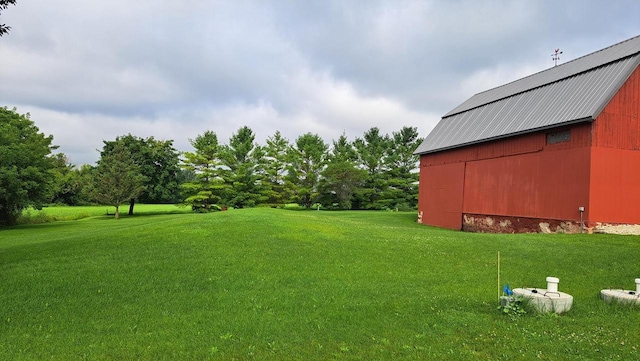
[[1, 0, 639, 165]]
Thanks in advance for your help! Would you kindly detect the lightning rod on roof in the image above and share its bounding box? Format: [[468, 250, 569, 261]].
[[552, 48, 563, 66]]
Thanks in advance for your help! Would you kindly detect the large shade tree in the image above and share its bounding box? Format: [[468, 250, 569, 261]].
[[0, 107, 55, 225], [101, 134, 181, 214]]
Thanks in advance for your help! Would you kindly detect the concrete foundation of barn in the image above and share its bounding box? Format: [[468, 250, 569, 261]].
[[459, 214, 640, 235]]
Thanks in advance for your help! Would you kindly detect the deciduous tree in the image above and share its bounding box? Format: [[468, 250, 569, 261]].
[[50, 153, 90, 206], [101, 134, 181, 214], [0, 0, 16, 37], [0, 107, 55, 225]]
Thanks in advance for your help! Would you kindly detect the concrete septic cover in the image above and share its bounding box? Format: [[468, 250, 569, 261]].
[[512, 288, 574, 314], [600, 289, 640, 304], [601, 279, 640, 305]]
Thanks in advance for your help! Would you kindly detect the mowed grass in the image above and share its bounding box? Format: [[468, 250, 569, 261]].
[[17, 204, 190, 224], [1, 208, 639, 360]]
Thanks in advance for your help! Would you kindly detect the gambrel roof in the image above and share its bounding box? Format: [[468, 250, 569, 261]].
[[415, 35, 640, 155]]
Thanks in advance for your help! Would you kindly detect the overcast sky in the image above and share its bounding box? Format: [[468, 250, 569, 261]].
[[1, 1, 639, 165]]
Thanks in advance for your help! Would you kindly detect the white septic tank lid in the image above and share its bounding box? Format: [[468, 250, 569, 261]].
[[512, 277, 573, 314], [600, 278, 640, 305]]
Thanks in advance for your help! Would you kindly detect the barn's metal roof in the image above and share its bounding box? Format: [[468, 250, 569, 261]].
[[415, 35, 640, 155]]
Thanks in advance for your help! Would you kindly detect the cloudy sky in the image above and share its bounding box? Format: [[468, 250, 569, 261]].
[[1, 1, 639, 165]]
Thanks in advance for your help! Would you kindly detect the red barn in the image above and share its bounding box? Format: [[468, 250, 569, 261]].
[[414, 35, 640, 233]]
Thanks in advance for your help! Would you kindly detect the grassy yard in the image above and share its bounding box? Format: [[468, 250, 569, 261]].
[[1, 207, 639, 360], [17, 204, 191, 224]]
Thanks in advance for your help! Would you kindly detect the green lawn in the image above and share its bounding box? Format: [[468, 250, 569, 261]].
[[1, 208, 639, 360], [17, 204, 190, 224]]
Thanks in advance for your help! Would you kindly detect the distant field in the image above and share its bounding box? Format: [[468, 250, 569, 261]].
[[17, 204, 191, 224], [1, 208, 639, 360]]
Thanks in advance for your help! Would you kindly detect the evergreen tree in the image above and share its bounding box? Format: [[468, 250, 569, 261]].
[[262, 131, 291, 205], [180, 131, 226, 212], [287, 133, 328, 208], [386, 126, 423, 210], [331, 132, 358, 162], [220, 126, 263, 208], [319, 134, 366, 209], [87, 142, 146, 219], [353, 127, 392, 209]]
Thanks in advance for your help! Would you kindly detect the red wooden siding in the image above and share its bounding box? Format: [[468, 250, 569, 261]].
[[417, 65, 640, 231], [418, 162, 464, 229], [588, 66, 640, 224], [463, 147, 590, 221], [421, 123, 592, 166], [590, 148, 640, 224], [592, 66, 640, 150], [421, 133, 544, 167], [418, 124, 592, 230]]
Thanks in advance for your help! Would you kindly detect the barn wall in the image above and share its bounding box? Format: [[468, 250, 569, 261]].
[[592, 66, 640, 150], [462, 146, 591, 221], [417, 66, 640, 232], [590, 148, 640, 224], [421, 123, 591, 166], [420, 133, 544, 167], [589, 66, 640, 225], [417, 162, 464, 229], [418, 124, 592, 231]]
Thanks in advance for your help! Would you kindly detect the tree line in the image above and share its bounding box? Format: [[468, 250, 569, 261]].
[[1, 107, 422, 225]]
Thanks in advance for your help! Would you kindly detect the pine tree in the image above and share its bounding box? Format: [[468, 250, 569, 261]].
[[262, 131, 291, 205], [180, 131, 227, 212], [220, 126, 263, 208], [319, 134, 365, 209], [286, 133, 328, 208]]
